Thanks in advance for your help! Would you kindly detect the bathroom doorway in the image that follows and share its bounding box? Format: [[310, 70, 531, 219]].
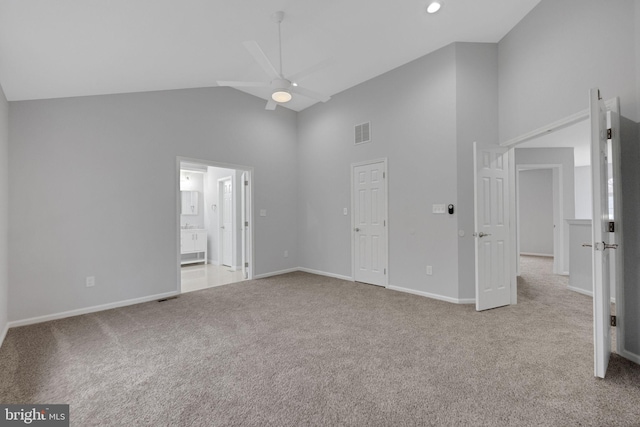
[[177, 157, 253, 293]]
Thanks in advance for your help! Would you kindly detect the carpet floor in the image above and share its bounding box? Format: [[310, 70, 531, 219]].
[[1, 256, 639, 426]]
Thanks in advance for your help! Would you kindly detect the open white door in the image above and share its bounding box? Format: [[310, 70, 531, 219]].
[[241, 171, 251, 280], [589, 88, 616, 378], [474, 143, 511, 311]]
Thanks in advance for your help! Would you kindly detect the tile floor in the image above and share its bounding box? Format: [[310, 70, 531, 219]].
[[181, 263, 245, 293]]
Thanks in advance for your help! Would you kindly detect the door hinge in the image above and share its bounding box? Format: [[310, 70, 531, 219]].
[[245, 221, 249, 227], [608, 221, 615, 232], [244, 180, 249, 186], [384, 220, 386, 227], [245, 262, 249, 268], [607, 128, 612, 140], [610, 315, 617, 327], [383, 172, 386, 179], [384, 268, 386, 275]]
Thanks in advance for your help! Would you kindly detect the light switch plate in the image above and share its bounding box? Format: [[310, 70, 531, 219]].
[[343, 208, 348, 215], [432, 204, 446, 214], [260, 209, 267, 217]]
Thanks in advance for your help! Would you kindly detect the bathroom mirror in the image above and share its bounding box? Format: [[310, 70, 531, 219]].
[[181, 191, 199, 215]]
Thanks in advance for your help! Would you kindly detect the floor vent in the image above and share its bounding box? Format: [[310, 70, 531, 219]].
[[354, 122, 371, 145]]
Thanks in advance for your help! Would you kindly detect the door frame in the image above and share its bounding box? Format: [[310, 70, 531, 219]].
[[499, 98, 624, 356], [350, 158, 389, 286], [176, 157, 254, 292], [218, 176, 235, 269], [515, 164, 564, 275]]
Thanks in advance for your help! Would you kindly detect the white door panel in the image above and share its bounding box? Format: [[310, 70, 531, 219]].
[[221, 178, 233, 267], [590, 88, 612, 378], [353, 161, 387, 286], [474, 143, 511, 311]]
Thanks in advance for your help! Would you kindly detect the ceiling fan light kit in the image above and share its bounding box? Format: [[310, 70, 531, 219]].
[[272, 90, 292, 103], [217, 11, 331, 110]]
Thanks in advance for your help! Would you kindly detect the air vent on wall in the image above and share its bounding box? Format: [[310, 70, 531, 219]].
[[354, 122, 371, 145]]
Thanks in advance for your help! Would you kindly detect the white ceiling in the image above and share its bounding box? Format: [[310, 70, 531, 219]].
[[517, 119, 591, 167], [0, 0, 541, 111]]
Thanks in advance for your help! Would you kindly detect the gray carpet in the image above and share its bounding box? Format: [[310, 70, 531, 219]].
[[1, 256, 639, 426]]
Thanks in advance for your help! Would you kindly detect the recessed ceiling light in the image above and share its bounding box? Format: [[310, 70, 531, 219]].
[[427, 1, 442, 14]]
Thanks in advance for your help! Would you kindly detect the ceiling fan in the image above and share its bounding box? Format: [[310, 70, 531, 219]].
[[217, 11, 331, 110]]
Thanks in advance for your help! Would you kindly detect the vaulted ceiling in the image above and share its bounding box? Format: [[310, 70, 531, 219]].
[[0, 0, 540, 111]]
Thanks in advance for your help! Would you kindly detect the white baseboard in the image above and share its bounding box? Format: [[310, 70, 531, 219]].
[[0, 322, 8, 349], [520, 252, 554, 257], [8, 291, 180, 328], [297, 267, 353, 281], [567, 286, 616, 303], [387, 286, 475, 304], [568, 285, 592, 297], [619, 349, 640, 366], [254, 268, 299, 279]]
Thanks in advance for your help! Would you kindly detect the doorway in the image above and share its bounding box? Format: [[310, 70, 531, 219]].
[[177, 158, 254, 293]]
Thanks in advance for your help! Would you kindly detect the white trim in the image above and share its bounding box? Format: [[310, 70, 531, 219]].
[[619, 349, 640, 366], [0, 323, 8, 348], [519, 252, 554, 257], [568, 285, 594, 297], [387, 286, 475, 304], [500, 99, 617, 147], [7, 291, 180, 328], [568, 286, 616, 304], [253, 268, 299, 279], [298, 267, 353, 281], [351, 158, 389, 287]]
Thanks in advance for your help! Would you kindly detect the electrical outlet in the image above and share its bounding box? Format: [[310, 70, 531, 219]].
[[343, 208, 348, 215], [86, 276, 95, 287], [259, 209, 267, 217], [426, 266, 433, 276], [284, 250, 288, 258]]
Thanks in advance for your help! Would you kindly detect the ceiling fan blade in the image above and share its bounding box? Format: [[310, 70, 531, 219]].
[[243, 40, 280, 80], [287, 58, 334, 83], [265, 99, 277, 110], [291, 86, 331, 103], [217, 81, 269, 87]]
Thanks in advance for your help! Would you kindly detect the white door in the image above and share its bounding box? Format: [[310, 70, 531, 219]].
[[353, 161, 387, 286], [221, 178, 233, 267], [590, 88, 614, 378], [474, 142, 511, 311], [241, 171, 250, 280]]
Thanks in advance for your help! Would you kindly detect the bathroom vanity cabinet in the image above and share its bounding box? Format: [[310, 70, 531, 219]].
[[180, 229, 207, 265]]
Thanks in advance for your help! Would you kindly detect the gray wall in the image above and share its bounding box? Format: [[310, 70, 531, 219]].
[[0, 84, 7, 337], [574, 166, 592, 219], [297, 43, 460, 299], [8, 87, 299, 321], [501, 0, 640, 359], [455, 43, 499, 299], [499, 0, 639, 143], [518, 169, 554, 255], [296, 42, 498, 301]]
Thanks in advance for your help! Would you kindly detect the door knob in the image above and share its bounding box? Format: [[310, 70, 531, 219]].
[[473, 232, 491, 238], [604, 243, 618, 250], [581, 243, 593, 247], [355, 228, 360, 232]]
